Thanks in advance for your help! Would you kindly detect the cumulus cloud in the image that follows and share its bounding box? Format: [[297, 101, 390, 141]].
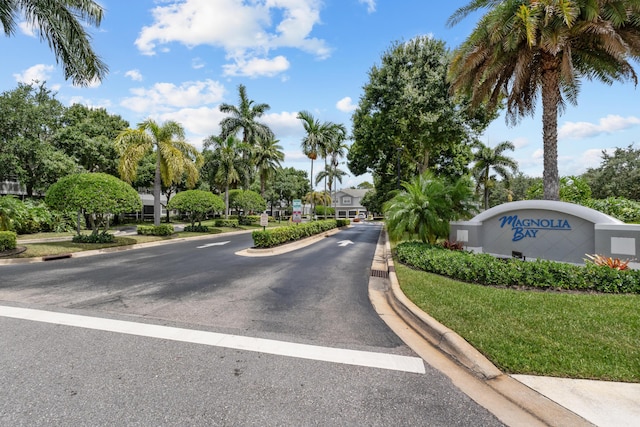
[[559, 115, 640, 139], [18, 21, 35, 37], [359, 0, 376, 13], [135, 0, 330, 77], [263, 111, 303, 138], [13, 64, 55, 83], [121, 79, 225, 113], [222, 55, 290, 78], [157, 106, 227, 149], [336, 96, 357, 113], [125, 69, 143, 81]]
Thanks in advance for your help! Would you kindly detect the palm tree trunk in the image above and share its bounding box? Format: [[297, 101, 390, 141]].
[[153, 153, 162, 226], [310, 159, 314, 219], [484, 169, 490, 210], [541, 56, 561, 201], [225, 184, 230, 219]]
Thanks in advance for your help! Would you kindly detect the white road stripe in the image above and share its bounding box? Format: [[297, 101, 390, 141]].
[[0, 305, 425, 374]]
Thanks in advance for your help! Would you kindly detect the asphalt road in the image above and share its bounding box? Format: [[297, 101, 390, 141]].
[[0, 223, 505, 426]]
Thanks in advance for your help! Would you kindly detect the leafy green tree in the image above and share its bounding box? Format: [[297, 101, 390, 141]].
[[448, 0, 640, 201], [384, 172, 477, 244], [45, 173, 141, 235], [471, 141, 518, 209], [53, 104, 128, 175], [357, 181, 374, 190], [115, 118, 202, 226], [0, 83, 77, 196], [526, 175, 592, 204], [228, 189, 266, 216], [348, 36, 494, 199], [582, 144, 640, 200], [270, 167, 311, 210], [167, 190, 224, 227], [202, 135, 250, 218], [1, 0, 108, 86]]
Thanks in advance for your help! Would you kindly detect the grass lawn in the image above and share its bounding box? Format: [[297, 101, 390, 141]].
[[395, 263, 640, 383]]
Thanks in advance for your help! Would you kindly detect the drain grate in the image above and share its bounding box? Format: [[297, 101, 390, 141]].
[[370, 269, 389, 278]]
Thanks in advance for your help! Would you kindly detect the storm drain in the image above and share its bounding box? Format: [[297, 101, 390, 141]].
[[370, 269, 389, 278]]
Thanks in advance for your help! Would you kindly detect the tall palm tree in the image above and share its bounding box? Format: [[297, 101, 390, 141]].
[[297, 110, 334, 218], [1, 0, 108, 86], [448, 0, 640, 201], [219, 84, 273, 146], [253, 137, 284, 198], [326, 124, 348, 218], [203, 135, 249, 218], [115, 119, 202, 226], [471, 140, 518, 210]]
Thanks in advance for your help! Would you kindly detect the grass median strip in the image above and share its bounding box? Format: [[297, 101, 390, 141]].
[[395, 263, 640, 383]]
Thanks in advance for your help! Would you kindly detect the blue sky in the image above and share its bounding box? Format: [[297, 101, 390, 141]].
[[1, 0, 639, 189]]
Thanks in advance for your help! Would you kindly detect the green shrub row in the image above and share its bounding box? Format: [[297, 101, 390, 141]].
[[395, 241, 640, 294], [137, 224, 174, 236], [252, 220, 338, 248], [183, 225, 211, 232], [72, 232, 116, 244], [336, 219, 350, 227], [0, 231, 17, 251], [214, 219, 239, 228]]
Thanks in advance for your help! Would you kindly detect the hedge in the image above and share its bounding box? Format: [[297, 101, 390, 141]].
[[0, 231, 17, 251], [252, 220, 340, 248], [137, 224, 174, 236], [214, 219, 239, 228], [395, 241, 640, 294]]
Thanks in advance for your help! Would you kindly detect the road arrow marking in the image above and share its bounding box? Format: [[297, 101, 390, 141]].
[[337, 240, 354, 247], [197, 241, 230, 249]]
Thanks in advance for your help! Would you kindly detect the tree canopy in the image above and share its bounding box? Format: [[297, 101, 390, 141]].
[[45, 172, 141, 234], [348, 35, 494, 205], [167, 190, 224, 227]]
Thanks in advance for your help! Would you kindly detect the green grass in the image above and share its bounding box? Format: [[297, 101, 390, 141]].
[[396, 263, 640, 382]]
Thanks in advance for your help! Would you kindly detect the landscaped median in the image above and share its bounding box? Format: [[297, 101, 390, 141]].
[[251, 219, 350, 248]]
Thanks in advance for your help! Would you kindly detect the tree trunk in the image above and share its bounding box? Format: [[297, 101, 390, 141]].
[[153, 153, 162, 226], [225, 184, 230, 219], [309, 159, 314, 219], [541, 55, 561, 201]]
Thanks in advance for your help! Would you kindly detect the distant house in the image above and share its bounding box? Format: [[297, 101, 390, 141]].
[[332, 188, 369, 218]]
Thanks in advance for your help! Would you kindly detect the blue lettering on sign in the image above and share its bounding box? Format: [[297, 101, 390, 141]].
[[499, 215, 571, 242]]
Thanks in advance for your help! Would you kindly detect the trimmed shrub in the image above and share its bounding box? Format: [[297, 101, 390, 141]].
[[183, 225, 211, 232], [72, 232, 116, 244], [336, 219, 350, 227], [252, 220, 337, 248], [214, 219, 239, 228], [137, 224, 174, 236], [239, 215, 259, 226], [395, 241, 640, 294], [0, 231, 17, 251]]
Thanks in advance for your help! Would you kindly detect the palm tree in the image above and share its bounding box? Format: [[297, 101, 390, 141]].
[[471, 141, 518, 210], [326, 124, 348, 219], [115, 119, 202, 226], [253, 137, 284, 198], [219, 84, 273, 146], [448, 0, 640, 201], [1, 0, 108, 86], [297, 110, 335, 218], [203, 135, 249, 218], [384, 172, 477, 244]]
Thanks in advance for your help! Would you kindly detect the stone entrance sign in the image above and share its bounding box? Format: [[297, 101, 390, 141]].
[[450, 200, 640, 264]]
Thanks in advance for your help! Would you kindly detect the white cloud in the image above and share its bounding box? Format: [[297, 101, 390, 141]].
[[66, 96, 113, 110], [191, 57, 205, 69], [135, 0, 330, 77], [336, 96, 357, 113], [222, 55, 290, 78], [358, 0, 376, 13], [121, 79, 225, 113], [511, 137, 529, 149], [559, 115, 640, 139], [156, 106, 227, 149], [125, 69, 143, 81], [263, 111, 303, 138], [18, 21, 35, 37], [13, 64, 55, 84]]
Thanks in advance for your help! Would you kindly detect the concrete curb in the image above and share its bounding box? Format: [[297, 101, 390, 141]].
[[237, 226, 346, 257]]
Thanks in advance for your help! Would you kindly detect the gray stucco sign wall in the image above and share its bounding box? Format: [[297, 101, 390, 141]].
[[450, 200, 637, 264]]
